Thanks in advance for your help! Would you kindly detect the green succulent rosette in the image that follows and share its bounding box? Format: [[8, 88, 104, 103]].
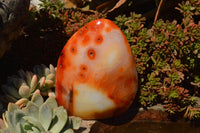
[[1, 64, 56, 103], [0, 91, 81, 133]]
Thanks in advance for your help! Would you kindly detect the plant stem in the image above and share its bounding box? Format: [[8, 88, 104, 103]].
[[154, 0, 164, 23]]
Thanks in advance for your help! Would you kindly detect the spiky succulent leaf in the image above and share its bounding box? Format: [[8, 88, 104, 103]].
[[43, 97, 58, 110], [24, 102, 39, 119], [15, 98, 29, 108], [13, 110, 26, 126], [49, 106, 68, 133], [0, 119, 6, 130], [18, 85, 31, 98], [63, 129, 74, 133], [31, 91, 44, 106], [23, 116, 45, 132], [39, 102, 53, 130], [68, 117, 82, 130], [7, 103, 19, 112], [30, 75, 38, 93]]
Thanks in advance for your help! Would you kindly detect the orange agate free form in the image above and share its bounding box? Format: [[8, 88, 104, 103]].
[[55, 19, 138, 119]]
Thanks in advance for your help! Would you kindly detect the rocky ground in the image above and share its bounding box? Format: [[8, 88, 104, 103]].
[[76, 99, 200, 133]]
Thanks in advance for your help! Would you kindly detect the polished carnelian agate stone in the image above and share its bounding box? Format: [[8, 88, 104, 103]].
[[55, 19, 138, 119]]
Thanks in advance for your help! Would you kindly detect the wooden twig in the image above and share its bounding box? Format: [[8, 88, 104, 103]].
[[154, 0, 164, 23]]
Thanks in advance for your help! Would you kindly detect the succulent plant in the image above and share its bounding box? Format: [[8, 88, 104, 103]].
[[0, 90, 81, 133], [0, 64, 56, 103]]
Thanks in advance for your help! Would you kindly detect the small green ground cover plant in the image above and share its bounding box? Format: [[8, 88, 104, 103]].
[[115, 0, 200, 120], [31, 0, 105, 38]]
